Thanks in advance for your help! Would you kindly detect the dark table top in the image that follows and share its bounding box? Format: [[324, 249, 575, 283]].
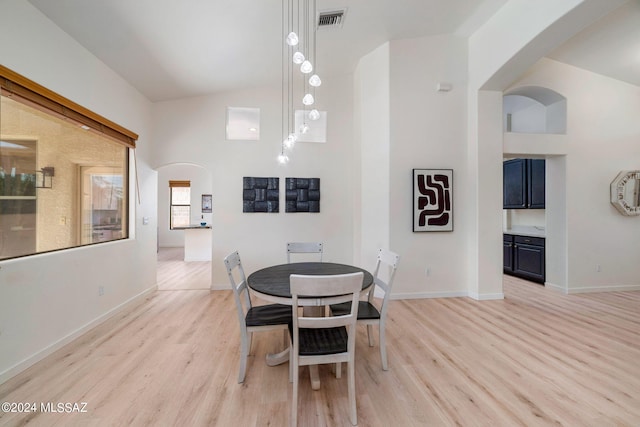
[[247, 262, 374, 299]]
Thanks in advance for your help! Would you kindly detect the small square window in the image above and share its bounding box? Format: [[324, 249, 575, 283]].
[[226, 107, 260, 140]]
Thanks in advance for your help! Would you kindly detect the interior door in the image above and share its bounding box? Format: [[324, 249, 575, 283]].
[[79, 166, 124, 245]]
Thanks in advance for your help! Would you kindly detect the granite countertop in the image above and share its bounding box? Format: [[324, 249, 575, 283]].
[[503, 225, 545, 238], [175, 224, 212, 229]]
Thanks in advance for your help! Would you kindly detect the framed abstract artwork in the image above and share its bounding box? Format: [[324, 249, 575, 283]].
[[201, 194, 212, 213], [413, 169, 453, 232]]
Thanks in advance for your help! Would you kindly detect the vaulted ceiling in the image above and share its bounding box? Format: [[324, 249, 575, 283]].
[[26, 0, 640, 102]]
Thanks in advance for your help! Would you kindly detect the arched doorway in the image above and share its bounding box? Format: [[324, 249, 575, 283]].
[[156, 162, 213, 290]]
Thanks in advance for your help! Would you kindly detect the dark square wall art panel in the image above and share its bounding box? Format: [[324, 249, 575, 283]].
[[243, 177, 279, 213], [285, 177, 320, 213]]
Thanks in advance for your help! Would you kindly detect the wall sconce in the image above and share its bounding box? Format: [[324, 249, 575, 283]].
[[35, 166, 54, 189]]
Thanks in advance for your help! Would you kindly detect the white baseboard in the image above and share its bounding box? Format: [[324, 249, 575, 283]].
[[211, 282, 230, 291], [567, 284, 640, 294], [391, 290, 470, 300], [544, 281, 567, 294], [0, 284, 157, 385], [467, 292, 505, 301]]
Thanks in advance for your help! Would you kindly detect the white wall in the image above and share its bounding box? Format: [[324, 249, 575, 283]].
[[504, 95, 547, 133], [151, 75, 356, 288], [0, 0, 156, 382], [388, 34, 470, 297], [354, 43, 391, 274], [508, 58, 640, 292]]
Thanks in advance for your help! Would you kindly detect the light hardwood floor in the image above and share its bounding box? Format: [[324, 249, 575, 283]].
[[1, 269, 639, 426], [157, 247, 211, 290]]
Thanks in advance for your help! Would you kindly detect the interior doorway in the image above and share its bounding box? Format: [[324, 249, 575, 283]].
[[155, 162, 213, 291]]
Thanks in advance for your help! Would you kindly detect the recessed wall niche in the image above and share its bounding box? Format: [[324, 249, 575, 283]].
[[226, 107, 260, 140], [503, 86, 566, 134]]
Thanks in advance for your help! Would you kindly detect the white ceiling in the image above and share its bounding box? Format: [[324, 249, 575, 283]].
[[548, 0, 640, 89], [26, 0, 640, 103]]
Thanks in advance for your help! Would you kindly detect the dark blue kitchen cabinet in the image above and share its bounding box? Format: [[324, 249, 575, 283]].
[[503, 159, 527, 208], [504, 234, 545, 284], [527, 159, 545, 209], [503, 158, 545, 209], [503, 234, 514, 272]]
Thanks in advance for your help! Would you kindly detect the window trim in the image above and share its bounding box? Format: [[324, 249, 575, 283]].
[[0, 65, 134, 260], [0, 65, 137, 148], [169, 180, 191, 229]]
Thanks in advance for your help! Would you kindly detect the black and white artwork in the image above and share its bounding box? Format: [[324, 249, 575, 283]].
[[413, 169, 453, 232], [285, 178, 320, 213], [201, 194, 212, 213], [243, 177, 279, 213]]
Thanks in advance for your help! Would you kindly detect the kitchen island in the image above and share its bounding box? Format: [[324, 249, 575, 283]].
[[175, 225, 212, 261]]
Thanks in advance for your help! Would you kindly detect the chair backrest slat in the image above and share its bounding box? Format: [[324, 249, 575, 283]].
[[368, 248, 400, 306], [223, 251, 252, 323], [290, 272, 363, 331], [287, 242, 324, 263]]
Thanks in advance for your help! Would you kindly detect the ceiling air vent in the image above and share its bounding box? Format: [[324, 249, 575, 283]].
[[317, 8, 346, 29]]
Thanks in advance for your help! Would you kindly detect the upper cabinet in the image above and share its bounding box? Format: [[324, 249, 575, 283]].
[[503, 159, 527, 208], [527, 159, 545, 209], [504, 159, 545, 209]]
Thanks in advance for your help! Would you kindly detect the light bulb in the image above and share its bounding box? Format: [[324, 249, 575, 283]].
[[284, 133, 297, 149], [300, 123, 310, 134], [309, 74, 321, 87], [286, 32, 299, 46], [293, 51, 305, 64], [300, 60, 313, 74], [302, 94, 314, 105], [309, 109, 320, 120], [277, 153, 289, 164]]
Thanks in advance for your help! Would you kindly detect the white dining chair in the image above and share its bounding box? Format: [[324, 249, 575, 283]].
[[330, 248, 400, 370], [286, 242, 323, 263], [289, 272, 363, 427], [224, 251, 292, 383]]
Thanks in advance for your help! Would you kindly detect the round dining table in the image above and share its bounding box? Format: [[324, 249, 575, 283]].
[[247, 261, 374, 390], [247, 261, 374, 305]]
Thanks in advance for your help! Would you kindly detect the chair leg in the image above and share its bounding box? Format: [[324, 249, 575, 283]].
[[347, 358, 357, 425], [367, 324, 375, 347], [291, 362, 298, 427], [379, 322, 388, 371], [289, 337, 293, 383], [238, 330, 249, 383]]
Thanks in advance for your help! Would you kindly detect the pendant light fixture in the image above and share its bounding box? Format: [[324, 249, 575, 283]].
[[279, 0, 320, 164]]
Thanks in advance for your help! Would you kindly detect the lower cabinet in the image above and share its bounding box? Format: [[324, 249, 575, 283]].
[[503, 234, 545, 283]]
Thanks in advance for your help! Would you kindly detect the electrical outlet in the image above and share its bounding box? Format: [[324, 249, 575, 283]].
[[98, 286, 104, 296], [596, 265, 601, 272], [425, 267, 430, 277]]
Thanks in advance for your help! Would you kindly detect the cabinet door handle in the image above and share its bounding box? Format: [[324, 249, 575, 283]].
[[524, 239, 531, 243], [514, 245, 518, 248]]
